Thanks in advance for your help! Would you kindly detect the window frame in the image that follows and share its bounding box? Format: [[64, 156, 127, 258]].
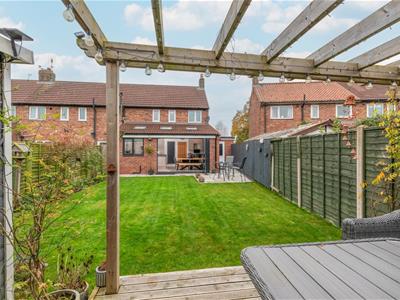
[[168, 110, 176, 123], [10, 105, 16, 117], [152, 109, 160, 122], [335, 104, 352, 119], [60, 106, 69, 121], [29, 106, 46, 120], [270, 105, 293, 120], [123, 138, 144, 156], [78, 107, 87, 121], [310, 104, 319, 119], [366, 103, 384, 118], [188, 110, 202, 123]]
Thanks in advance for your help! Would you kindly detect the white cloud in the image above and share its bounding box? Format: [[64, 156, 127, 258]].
[[0, 16, 24, 30], [284, 51, 311, 58], [227, 38, 263, 54], [346, 0, 386, 12], [124, 0, 229, 31], [312, 16, 357, 33], [132, 36, 156, 45]]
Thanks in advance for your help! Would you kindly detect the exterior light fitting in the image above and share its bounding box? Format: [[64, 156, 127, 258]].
[[63, 4, 75, 22], [347, 77, 355, 86], [84, 33, 94, 47], [279, 73, 286, 83], [157, 62, 165, 73], [205, 67, 211, 78], [94, 49, 103, 63], [120, 61, 127, 72], [229, 71, 236, 81], [305, 74, 312, 84], [258, 71, 264, 82], [365, 81, 373, 90], [145, 64, 152, 76]]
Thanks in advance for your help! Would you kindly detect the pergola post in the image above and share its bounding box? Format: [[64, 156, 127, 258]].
[[105, 61, 120, 294]]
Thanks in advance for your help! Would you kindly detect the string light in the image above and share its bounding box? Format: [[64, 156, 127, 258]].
[[279, 73, 286, 83], [145, 65, 152, 76], [257, 71, 264, 82], [84, 33, 94, 47], [63, 4, 75, 22], [347, 77, 355, 86], [229, 71, 236, 81], [325, 76, 331, 84], [305, 74, 312, 84], [365, 81, 373, 90], [390, 81, 398, 89], [94, 49, 103, 63], [157, 62, 165, 73], [120, 61, 127, 72], [205, 67, 211, 78]]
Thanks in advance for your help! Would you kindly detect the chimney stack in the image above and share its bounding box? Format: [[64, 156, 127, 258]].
[[38, 67, 56, 82], [252, 76, 259, 86], [198, 74, 205, 89]]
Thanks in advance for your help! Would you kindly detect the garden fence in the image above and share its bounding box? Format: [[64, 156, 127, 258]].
[[271, 127, 396, 226]]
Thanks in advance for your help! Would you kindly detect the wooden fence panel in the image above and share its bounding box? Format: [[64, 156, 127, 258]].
[[300, 137, 312, 211]]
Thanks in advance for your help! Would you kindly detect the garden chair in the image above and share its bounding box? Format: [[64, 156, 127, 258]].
[[233, 157, 247, 182], [342, 209, 400, 240]]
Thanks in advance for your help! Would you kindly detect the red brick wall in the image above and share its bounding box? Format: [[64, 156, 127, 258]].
[[249, 101, 385, 137], [120, 138, 157, 174], [123, 108, 209, 124], [223, 139, 234, 158]]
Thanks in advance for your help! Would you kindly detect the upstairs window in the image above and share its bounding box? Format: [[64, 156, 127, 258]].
[[78, 107, 87, 121], [310, 105, 319, 119], [336, 105, 352, 118], [367, 103, 384, 117], [152, 109, 160, 122], [188, 110, 202, 123], [60, 107, 69, 121], [123, 138, 144, 156], [168, 110, 176, 123], [270, 106, 293, 119], [29, 106, 46, 120]]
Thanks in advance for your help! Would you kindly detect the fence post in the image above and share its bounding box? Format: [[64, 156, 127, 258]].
[[356, 125, 366, 218], [297, 136, 302, 208], [271, 142, 274, 189]]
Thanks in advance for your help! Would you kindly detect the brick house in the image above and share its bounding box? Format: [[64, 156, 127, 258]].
[[11, 69, 230, 174], [249, 80, 392, 138]]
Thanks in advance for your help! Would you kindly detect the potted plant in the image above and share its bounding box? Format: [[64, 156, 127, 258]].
[[95, 261, 106, 288], [53, 248, 93, 300], [144, 144, 155, 175]]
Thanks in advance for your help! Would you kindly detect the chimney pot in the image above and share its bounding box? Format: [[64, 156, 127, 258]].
[[38, 67, 56, 82]]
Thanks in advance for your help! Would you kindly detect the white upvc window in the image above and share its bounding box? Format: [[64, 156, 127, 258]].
[[188, 110, 202, 123], [60, 107, 69, 121], [152, 109, 160, 122], [336, 105, 352, 118], [270, 106, 293, 119], [310, 105, 319, 119], [78, 107, 87, 121], [366, 103, 384, 118], [168, 110, 176, 123], [10, 105, 16, 117], [387, 102, 398, 112], [29, 106, 46, 120]]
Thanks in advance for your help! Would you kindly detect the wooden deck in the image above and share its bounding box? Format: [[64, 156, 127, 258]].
[[90, 266, 260, 300]]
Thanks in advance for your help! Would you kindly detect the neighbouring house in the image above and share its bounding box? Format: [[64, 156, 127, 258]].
[[248, 79, 394, 138], [11, 69, 232, 174]]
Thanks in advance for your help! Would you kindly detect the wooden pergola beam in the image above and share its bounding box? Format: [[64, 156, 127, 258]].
[[388, 60, 400, 66], [349, 36, 400, 70], [262, 0, 342, 63], [77, 39, 400, 84], [62, 0, 107, 47], [212, 0, 252, 59], [151, 0, 164, 55], [307, 0, 400, 67]]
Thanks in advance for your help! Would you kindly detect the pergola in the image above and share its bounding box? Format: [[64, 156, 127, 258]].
[[61, 0, 400, 295]]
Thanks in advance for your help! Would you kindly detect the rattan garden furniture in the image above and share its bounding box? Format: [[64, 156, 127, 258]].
[[342, 209, 400, 240]]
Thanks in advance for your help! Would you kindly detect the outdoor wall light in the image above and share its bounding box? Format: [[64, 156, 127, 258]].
[[258, 71, 264, 82], [157, 62, 165, 73], [145, 65, 152, 76], [347, 77, 355, 86], [63, 4, 75, 22], [229, 70, 236, 81], [94, 49, 103, 63], [365, 81, 373, 90], [305, 74, 312, 84], [74, 31, 85, 39], [279, 73, 286, 83], [84, 33, 95, 47], [120, 61, 127, 72], [205, 67, 211, 78]]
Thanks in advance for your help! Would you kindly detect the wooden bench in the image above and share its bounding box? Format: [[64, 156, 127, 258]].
[[176, 162, 203, 170]]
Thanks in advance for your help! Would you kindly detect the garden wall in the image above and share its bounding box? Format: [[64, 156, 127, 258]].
[[271, 127, 396, 226]]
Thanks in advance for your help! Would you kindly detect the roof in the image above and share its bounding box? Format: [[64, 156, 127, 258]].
[[11, 79, 209, 109], [121, 122, 219, 136], [254, 81, 390, 103], [248, 119, 334, 140]]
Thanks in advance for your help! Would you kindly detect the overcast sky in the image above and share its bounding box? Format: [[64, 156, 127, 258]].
[[3, 0, 400, 132]]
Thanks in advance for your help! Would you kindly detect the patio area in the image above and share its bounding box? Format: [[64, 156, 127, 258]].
[[90, 266, 259, 300]]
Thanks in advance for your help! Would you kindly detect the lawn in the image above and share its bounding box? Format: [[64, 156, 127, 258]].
[[42, 176, 340, 287]]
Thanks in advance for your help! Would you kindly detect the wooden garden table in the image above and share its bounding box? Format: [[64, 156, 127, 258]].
[[241, 238, 400, 300]]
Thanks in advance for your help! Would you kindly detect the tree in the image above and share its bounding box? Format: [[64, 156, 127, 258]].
[[215, 121, 228, 136], [231, 101, 249, 143]]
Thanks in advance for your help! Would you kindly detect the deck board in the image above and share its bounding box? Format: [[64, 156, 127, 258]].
[[91, 266, 259, 300]]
